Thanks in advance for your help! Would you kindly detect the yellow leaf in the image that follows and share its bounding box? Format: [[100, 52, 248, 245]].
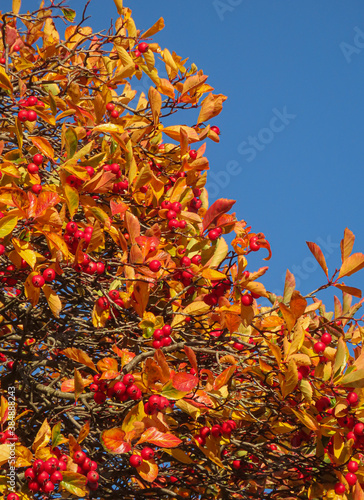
[[171, 301, 210, 327], [12, 0, 21, 15], [201, 268, 227, 281], [30, 136, 54, 159], [287, 320, 305, 356], [15, 445, 33, 467], [282, 358, 298, 398], [0, 215, 18, 238], [24, 271, 40, 307], [113, 0, 123, 14], [148, 87, 161, 125], [12, 237, 37, 269], [341, 227, 355, 263], [0, 444, 10, 467], [290, 408, 318, 431], [0, 66, 13, 94], [64, 183, 79, 219], [32, 419, 51, 452], [43, 284, 62, 317], [142, 18, 165, 38]]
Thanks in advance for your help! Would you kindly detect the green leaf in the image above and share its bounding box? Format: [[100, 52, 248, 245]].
[[62, 8, 76, 21], [60, 472, 87, 497], [65, 128, 78, 159]]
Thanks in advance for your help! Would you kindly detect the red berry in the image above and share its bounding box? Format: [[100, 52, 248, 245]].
[[96, 262, 105, 274], [232, 459, 241, 470], [149, 260, 161, 272], [161, 336, 172, 347], [25, 467, 35, 481], [7, 493, 19, 500], [73, 451, 86, 465], [241, 294, 253, 306], [43, 481, 55, 493], [94, 391, 106, 404], [180, 256, 191, 267], [347, 392, 359, 406], [113, 381, 126, 396], [33, 459, 44, 473], [31, 184, 42, 194], [141, 447, 154, 460], [27, 163, 39, 174], [191, 255, 201, 265], [189, 150, 198, 160], [345, 472, 357, 486], [152, 340, 162, 349], [50, 470, 63, 483], [43, 267, 56, 282], [210, 125, 220, 135], [18, 110, 29, 122], [29, 481, 40, 492], [321, 333, 332, 345], [334, 482, 346, 494], [96, 297, 109, 310], [354, 423, 364, 436], [208, 229, 219, 241], [86, 166, 95, 176], [27, 110, 37, 122], [162, 324, 172, 336], [129, 454, 143, 467], [13, 44, 20, 52], [37, 471, 50, 484], [32, 154, 43, 165], [88, 481, 99, 490], [313, 341, 326, 354], [168, 219, 179, 230], [200, 427, 210, 438], [210, 425, 222, 438], [138, 42, 149, 53], [123, 374, 134, 386], [106, 102, 115, 111], [110, 109, 119, 118], [348, 460, 359, 473], [249, 239, 260, 252], [32, 275, 45, 288], [87, 471, 99, 482], [0, 57, 5, 64], [27, 96, 38, 106]]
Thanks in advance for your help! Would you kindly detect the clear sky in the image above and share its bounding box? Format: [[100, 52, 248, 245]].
[[3, 0, 364, 307]]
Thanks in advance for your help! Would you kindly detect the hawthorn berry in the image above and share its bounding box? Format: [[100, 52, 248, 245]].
[[31, 184, 42, 194], [149, 260, 161, 272], [27, 163, 39, 174], [73, 451, 86, 464], [96, 297, 109, 310], [129, 454, 143, 467], [347, 460, 359, 473], [32, 275, 45, 288], [241, 294, 253, 306], [43, 268, 56, 282], [141, 447, 154, 460], [138, 42, 149, 53]]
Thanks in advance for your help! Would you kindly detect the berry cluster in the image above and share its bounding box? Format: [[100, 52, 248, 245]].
[[152, 324, 173, 348], [129, 446, 154, 468], [160, 201, 186, 231], [90, 373, 141, 404], [17, 95, 44, 123], [189, 187, 202, 212], [0, 428, 18, 443], [73, 450, 99, 490], [25, 457, 66, 493], [31, 268, 56, 288], [194, 420, 237, 446], [204, 276, 231, 307], [313, 332, 332, 354], [27, 153, 43, 175], [144, 394, 170, 415]]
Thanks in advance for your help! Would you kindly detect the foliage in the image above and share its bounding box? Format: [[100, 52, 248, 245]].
[[0, 1, 364, 499]]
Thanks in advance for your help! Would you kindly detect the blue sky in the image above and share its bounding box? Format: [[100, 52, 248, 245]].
[[3, 0, 364, 308]]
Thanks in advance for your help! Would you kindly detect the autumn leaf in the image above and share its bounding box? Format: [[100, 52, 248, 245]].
[[137, 427, 182, 448], [100, 428, 132, 454], [172, 372, 198, 392], [61, 348, 97, 372], [339, 253, 364, 278], [202, 198, 236, 232], [32, 419, 51, 452]]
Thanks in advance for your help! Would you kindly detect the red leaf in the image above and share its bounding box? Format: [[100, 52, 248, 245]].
[[137, 427, 182, 448], [100, 428, 132, 454], [172, 372, 198, 392], [202, 198, 236, 232]]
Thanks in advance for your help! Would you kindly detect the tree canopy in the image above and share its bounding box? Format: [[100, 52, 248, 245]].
[[0, 2, 364, 500]]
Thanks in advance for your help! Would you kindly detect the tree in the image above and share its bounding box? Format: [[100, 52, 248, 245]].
[[0, 1, 364, 499]]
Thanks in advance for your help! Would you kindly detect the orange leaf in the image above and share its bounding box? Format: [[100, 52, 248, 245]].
[[184, 346, 198, 373], [77, 421, 90, 444], [137, 458, 159, 483], [339, 253, 364, 278], [61, 348, 98, 372], [197, 93, 227, 124], [172, 372, 198, 392], [148, 87, 162, 125], [43, 284, 62, 317], [34, 191, 60, 219], [100, 428, 132, 454], [278, 303, 296, 333], [335, 284, 362, 298], [30, 136, 54, 159], [0, 396, 8, 425], [137, 427, 182, 448], [163, 125, 199, 143], [341, 228, 355, 263], [202, 198, 236, 232], [306, 241, 328, 278], [154, 349, 170, 383], [213, 365, 236, 390], [97, 357, 118, 373]]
